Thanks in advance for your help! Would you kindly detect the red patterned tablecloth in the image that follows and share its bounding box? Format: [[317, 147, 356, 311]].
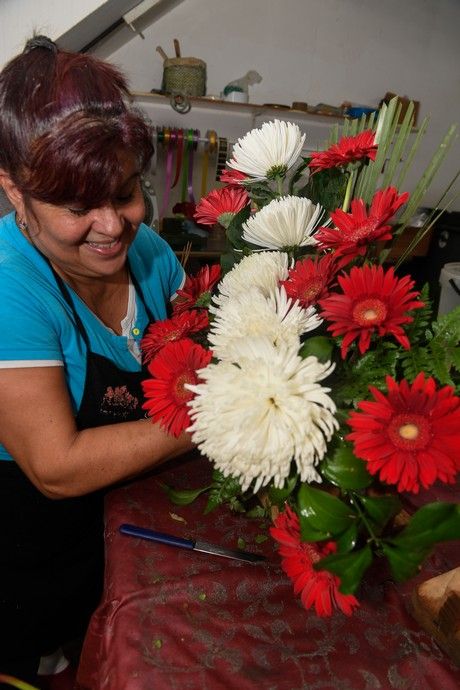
[[77, 451, 460, 690]]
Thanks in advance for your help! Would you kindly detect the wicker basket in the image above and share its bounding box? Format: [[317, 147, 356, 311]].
[[162, 57, 206, 97]]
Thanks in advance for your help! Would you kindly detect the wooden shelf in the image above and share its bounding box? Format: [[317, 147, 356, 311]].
[[166, 226, 431, 265], [130, 91, 346, 122]]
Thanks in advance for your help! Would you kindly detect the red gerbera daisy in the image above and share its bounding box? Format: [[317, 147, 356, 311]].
[[280, 254, 338, 308], [309, 130, 378, 172], [140, 310, 209, 364], [346, 373, 460, 493], [315, 187, 409, 259], [142, 338, 212, 437], [194, 187, 250, 228], [319, 265, 424, 359], [270, 505, 359, 616], [220, 167, 248, 185], [173, 263, 222, 314]]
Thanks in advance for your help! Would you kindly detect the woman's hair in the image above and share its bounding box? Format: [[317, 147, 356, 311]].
[[0, 35, 154, 208]]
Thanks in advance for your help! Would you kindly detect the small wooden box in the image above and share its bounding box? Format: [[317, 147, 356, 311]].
[[381, 91, 420, 126]]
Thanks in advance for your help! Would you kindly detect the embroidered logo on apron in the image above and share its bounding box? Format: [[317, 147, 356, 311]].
[[100, 385, 139, 419]]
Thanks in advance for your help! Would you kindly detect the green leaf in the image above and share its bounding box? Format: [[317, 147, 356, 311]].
[[314, 544, 373, 594], [220, 251, 238, 275], [255, 534, 268, 544], [268, 474, 298, 507], [389, 502, 460, 550], [358, 494, 402, 529], [335, 522, 358, 553], [298, 483, 357, 536], [300, 522, 333, 542], [289, 158, 310, 194], [225, 204, 251, 250], [298, 166, 348, 212], [204, 471, 244, 513], [298, 336, 334, 363], [381, 542, 430, 582], [322, 443, 373, 490], [159, 482, 212, 506]]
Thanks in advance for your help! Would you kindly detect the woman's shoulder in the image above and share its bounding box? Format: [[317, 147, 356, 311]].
[[132, 223, 173, 255], [130, 223, 180, 275], [0, 214, 49, 281]]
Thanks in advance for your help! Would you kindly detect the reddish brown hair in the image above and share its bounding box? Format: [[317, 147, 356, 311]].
[[0, 36, 154, 207]]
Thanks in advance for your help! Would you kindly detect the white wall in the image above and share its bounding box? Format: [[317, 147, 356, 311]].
[[0, 0, 108, 66], [1, 0, 458, 211], [91, 0, 460, 211]]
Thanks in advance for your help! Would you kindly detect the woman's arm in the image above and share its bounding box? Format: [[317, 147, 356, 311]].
[[0, 366, 194, 498]]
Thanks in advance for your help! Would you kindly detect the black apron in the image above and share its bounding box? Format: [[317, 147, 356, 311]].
[[0, 263, 154, 681]]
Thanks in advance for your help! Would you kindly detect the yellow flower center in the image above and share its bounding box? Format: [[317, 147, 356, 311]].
[[398, 423, 419, 440], [353, 298, 387, 326], [388, 413, 431, 450], [349, 218, 378, 242]]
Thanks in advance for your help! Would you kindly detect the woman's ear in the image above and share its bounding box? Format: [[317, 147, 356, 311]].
[[0, 170, 26, 217]]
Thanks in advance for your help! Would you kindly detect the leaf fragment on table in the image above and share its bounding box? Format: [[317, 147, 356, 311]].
[[237, 537, 246, 549], [255, 534, 268, 544], [169, 512, 187, 524]]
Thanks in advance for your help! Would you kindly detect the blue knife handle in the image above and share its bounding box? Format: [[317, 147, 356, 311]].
[[119, 523, 194, 550]]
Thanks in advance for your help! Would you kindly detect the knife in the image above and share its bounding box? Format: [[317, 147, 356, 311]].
[[119, 523, 266, 563]]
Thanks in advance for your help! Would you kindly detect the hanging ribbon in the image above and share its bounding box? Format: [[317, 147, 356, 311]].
[[159, 127, 176, 219], [186, 129, 199, 204], [201, 129, 217, 198], [171, 129, 184, 189], [180, 129, 194, 203]]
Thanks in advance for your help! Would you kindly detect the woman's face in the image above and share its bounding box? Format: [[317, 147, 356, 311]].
[[22, 150, 145, 283]]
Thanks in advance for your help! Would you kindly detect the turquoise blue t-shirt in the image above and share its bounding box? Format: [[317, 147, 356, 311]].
[[0, 213, 185, 461]]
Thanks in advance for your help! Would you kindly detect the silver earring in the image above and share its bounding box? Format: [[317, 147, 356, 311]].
[[17, 216, 29, 232]]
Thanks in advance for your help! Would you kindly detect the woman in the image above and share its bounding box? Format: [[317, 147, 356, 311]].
[[0, 36, 193, 685]]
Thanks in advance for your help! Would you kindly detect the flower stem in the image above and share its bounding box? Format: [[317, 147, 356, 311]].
[[341, 169, 356, 213], [349, 493, 380, 546], [276, 176, 284, 197]]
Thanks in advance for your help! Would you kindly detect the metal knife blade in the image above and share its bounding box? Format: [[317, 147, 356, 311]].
[[193, 540, 265, 562], [119, 523, 266, 563]]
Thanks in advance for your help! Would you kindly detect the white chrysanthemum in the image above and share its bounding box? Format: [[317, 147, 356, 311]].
[[208, 285, 321, 360], [227, 120, 306, 182], [242, 196, 324, 250], [212, 251, 289, 309], [187, 336, 338, 493]]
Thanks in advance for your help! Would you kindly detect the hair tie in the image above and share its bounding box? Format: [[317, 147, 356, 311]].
[[23, 35, 58, 55]]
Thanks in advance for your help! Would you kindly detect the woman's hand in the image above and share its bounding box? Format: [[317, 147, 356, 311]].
[[0, 366, 194, 498]]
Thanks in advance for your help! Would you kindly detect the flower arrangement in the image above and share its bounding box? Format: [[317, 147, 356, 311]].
[[142, 98, 460, 618]]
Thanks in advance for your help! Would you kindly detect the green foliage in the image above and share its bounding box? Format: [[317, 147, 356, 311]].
[[204, 470, 246, 514], [314, 544, 373, 594], [225, 204, 251, 250], [268, 473, 298, 507], [357, 494, 401, 531], [381, 502, 460, 581], [297, 166, 349, 213], [159, 482, 212, 506], [399, 303, 460, 389], [389, 502, 460, 549], [333, 345, 398, 407], [298, 483, 358, 539], [246, 181, 278, 209], [381, 542, 430, 582], [321, 442, 373, 490], [298, 335, 335, 363]]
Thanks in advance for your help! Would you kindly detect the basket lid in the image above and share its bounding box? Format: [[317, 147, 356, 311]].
[[164, 57, 206, 68]]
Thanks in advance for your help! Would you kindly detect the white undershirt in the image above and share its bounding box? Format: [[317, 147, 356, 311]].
[[98, 275, 141, 363]]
